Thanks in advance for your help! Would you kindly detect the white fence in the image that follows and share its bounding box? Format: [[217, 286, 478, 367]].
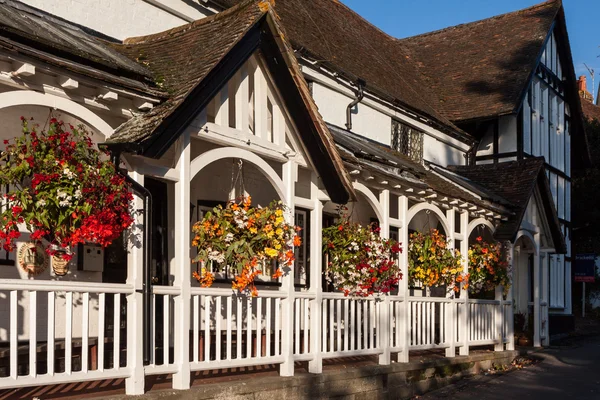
[[0, 279, 514, 394], [0, 279, 133, 389]]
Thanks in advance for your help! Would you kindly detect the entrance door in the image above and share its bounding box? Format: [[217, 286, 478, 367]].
[[145, 177, 171, 363], [145, 177, 169, 286]]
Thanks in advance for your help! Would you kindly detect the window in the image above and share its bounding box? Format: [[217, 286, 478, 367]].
[[391, 119, 424, 163], [294, 208, 310, 287]]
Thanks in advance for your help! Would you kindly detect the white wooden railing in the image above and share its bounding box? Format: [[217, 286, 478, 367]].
[[0, 279, 133, 389], [189, 288, 287, 371], [0, 277, 516, 394], [320, 293, 381, 358]]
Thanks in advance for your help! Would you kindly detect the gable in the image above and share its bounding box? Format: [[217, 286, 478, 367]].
[[200, 53, 311, 169], [106, 1, 354, 203], [522, 193, 552, 249]]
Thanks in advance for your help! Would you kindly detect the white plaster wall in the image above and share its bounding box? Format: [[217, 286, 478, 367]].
[[498, 115, 517, 153], [303, 67, 470, 167], [19, 0, 208, 40], [424, 136, 464, 166]]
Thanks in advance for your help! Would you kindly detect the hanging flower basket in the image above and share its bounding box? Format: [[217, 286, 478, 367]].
[[0, 118, 134, 262], [408, 229, 467, 293], [468, 236, 511, 294], [191, 196, 300, 296], [322, 219, 402, 297]]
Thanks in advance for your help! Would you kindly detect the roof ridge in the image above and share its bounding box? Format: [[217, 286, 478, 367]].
[[399, 0, 560, 42], [123, 0, 260, 45]]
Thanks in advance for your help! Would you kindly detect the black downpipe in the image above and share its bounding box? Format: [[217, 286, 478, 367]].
[[345, 79, 365, 131], [109, 150, 154, 365]]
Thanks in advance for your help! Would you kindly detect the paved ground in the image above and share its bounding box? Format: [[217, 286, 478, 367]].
[[416, 335, 600, 400]]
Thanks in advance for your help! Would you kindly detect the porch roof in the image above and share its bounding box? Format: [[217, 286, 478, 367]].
[[327, 124, 514, 217], [0, 0, 161, 96], [105, 0, 355, 204], [448, 158, 566, 252]]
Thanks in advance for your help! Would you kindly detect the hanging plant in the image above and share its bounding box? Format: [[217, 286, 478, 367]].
[[408, 229, 467, 293], [191, 196, 300, 296], [468, 236, 511, 294], [322, 219, 402, 297], [0, 117, 134, 262]]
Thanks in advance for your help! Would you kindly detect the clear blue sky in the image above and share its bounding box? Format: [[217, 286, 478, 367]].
[[341, 0, 600, 99]]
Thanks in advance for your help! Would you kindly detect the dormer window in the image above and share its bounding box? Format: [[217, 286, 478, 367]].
[[391, 119, 424, 164]]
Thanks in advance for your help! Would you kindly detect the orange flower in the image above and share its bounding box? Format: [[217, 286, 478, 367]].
[[293, 235, 302, 247], [272, 268, 283, 279]]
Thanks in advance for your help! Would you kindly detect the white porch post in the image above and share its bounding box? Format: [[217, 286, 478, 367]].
[[378, 189, 391, 365], [308, 172, 323, 373], [495, 285, 504, 351], [541, 253, 550, 346], [506, 242, 515, 351], [458, 211, 469, 356], [280, 159, 296, 376], [445, 209, 456, 357], [533, 233, 541, 348], [125, 169, 145, 395], [173, 132, 192, 389], [398, 195, 410, 363]]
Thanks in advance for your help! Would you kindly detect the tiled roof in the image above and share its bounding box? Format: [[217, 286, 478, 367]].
[[212, 0, 469, 140], [448, 159, 566, 252], [399, 0, 561, 122], [0, 0, 159, 95], [108, 0, 264, 144], [581, 98, 600, 123]]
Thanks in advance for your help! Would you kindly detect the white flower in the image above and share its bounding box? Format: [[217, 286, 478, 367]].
[[59, 199, 71, 207], [63, 168, 76, 180], [74, 190, 82, 199], [224, 233, 234, 243], [36, 199, 46, 207]]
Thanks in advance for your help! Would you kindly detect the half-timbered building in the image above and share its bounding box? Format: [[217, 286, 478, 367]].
[[0, 0, 585, 395]]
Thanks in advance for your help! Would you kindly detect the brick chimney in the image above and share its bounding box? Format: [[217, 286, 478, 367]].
[[578, 75, 587, 92], [578, 75, 593, 103]]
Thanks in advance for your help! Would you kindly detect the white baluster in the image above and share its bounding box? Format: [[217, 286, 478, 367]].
[[10, 290, 17, 379], [47, 292, 55, 376], [98, 293, 105, 371], [163, 295, 169, 365], [193, 296, 199, 363], [237, 297, 243, 359], [256, 297, 262, 358], [81, 292, 89, 373], [114, 293, 121, 370], [205, 296, 211, 361], [29, 291, 37, 377], [266, 298, 272, 357], [226, 296, 233, 360], [215, 296, 222, 360]]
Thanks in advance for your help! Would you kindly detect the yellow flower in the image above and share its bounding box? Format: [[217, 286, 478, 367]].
[[265, 247, 278, 257], [275, 216, 284, 225], [250, 227, 258, 234], [275, 209, 283, 217], [275, 228, 283, 237]]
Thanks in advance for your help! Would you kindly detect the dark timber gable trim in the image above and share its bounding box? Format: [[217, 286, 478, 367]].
[[142, 24, 262, 158]]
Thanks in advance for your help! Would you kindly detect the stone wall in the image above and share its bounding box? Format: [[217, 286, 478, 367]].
[[108, 351, 520, 400]]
